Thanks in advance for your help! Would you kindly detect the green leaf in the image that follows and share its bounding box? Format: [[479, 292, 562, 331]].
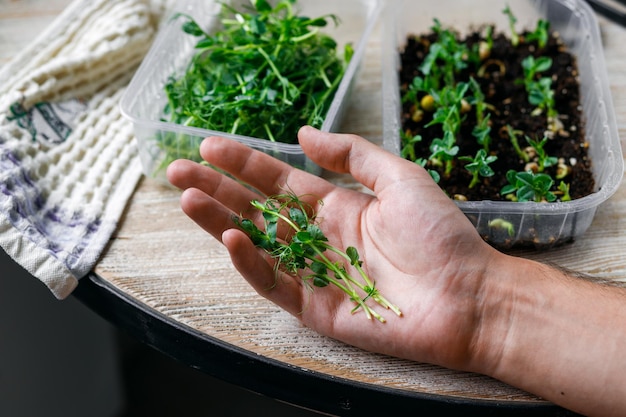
[[306, 225, 328, 242], [289, 207, 307, 228], [195, 38, 215, 49], [346, 246, 361, 266], [479, 164, 495, 177], [265, 219, 277, 243], [252, 0, 272, 13], [248, 16, 267, 35], [289, 241, 304, 257], [310, 260, 327, 275], [295, 231, 312, 244], [505, 169, 518, 184], [313, 275, 329, 287], [182, 20, 205, 37], [500, 184, 517, 195], [534, 57, 553, 72], [344, 43, 354, 63], [307, 17, 328, 27], [517, 186, 536, 202]]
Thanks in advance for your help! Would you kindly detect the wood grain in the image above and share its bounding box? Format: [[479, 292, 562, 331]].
[[3, 0, 626, 406], [89, 4, 626, 402], [96, 8, 626, 404], [0, 0, 75, 65]]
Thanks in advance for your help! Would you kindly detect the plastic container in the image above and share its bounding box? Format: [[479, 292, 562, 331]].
[[121, 0, 382, 181], [382, 0, 623, 249]]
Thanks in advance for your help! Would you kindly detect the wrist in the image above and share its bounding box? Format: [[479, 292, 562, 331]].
[[465, 254, 557, 376], [466, 254, 626, 416]]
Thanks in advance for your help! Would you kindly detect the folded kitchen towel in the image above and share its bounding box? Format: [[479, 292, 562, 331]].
[[0, 0, 173, 299]]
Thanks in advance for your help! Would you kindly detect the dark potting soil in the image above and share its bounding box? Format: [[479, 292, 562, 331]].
[[398, 25, 595, 203]]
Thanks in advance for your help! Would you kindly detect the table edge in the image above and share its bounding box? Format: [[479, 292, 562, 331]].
[[73, 272, 575, 417]]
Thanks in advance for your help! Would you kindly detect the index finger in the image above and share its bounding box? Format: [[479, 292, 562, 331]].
[[199, 135, 335, 198], [297, 126, 435, 195]]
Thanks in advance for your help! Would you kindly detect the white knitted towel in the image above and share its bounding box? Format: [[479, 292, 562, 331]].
[[0, 0, 173, 299]]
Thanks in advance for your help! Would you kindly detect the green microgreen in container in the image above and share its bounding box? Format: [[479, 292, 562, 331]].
[[164, 0, 353, 144]]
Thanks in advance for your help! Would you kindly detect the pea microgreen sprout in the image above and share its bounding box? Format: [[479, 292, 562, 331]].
[[505, 124, 529, 163], [472, 113, 492, 153], [402, 76, 436, 122], [501, 170, 557, 202], [502, 5, 520, 47], [400, 131, 422, 161], [427, 82, 470, 134], [557, 181, 572, 202], [518, 55, 558, 120], [234, 191, 402, 322], [468, 77, 493, 152], [429, 131, 459, 177], [526, 135, 557, 172], [469, 77, 487, 125], [421, 19, 473, 87], [460, 149, 497, 189], [477, 25, 494, 60], [399, 131, 441, 183], [529, 76, 557, 119], [423, 82, 471, 178], [488, 218, 515, 238], [519, 55, 552, 90], [164, 0, 351, 144], [526, 19, 551, 49]]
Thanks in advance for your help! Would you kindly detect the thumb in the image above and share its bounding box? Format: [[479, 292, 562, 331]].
[[297, 125, 433, 194]]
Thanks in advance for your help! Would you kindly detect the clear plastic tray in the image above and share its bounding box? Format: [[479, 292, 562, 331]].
[[121, 0, 382, 181], [381, 0, 623, 249]]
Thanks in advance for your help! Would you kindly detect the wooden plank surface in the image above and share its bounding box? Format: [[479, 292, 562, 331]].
[[93, 7, 626, 405], [0, 0, 75, 65], [3, 0, 626, 406]]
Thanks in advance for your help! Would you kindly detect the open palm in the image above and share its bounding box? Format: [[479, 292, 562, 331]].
[[167, 126, 501, 370]]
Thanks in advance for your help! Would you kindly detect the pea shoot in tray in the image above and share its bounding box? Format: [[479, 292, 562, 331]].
[[121, 0, 379, 181], [164, 0, 352, 144], [383, 0, 622, 250], [398, 7, 592, 205]]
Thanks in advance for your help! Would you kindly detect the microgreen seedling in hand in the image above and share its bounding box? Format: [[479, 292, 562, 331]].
[[233, 191, 402, 323]]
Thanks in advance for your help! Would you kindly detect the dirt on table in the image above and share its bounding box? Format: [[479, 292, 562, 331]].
[[398, 24, 595, 202]]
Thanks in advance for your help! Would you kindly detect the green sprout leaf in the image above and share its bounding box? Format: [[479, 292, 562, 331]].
[[460, 149, 497, 189], [526, 19, 550, 49], [234, 191, 402, 322], [501, 170, 557, 202]]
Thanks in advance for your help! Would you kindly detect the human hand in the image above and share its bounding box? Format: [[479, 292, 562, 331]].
[[166, 126, 505, 371]]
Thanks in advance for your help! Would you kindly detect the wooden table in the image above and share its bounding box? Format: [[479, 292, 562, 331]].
[[5, 1, 625, 416]]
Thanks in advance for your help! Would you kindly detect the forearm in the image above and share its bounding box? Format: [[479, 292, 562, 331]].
[[472, 255, 626, 417]]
